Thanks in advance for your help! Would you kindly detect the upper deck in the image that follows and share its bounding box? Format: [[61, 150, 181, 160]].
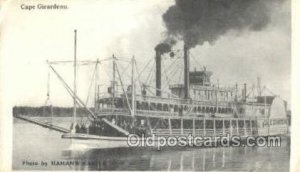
[[96, 92, 271, 119], [93, 55, 274, 120]]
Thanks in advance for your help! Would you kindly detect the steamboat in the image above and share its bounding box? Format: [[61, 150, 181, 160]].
[[15, 30, 289, 149]]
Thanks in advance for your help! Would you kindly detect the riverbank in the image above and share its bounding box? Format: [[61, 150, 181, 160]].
[[12, 106, 92, 117]]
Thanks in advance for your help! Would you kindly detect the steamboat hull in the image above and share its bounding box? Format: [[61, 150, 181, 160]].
[[62, 114, 289, 150], [62, 133, 289, 150]]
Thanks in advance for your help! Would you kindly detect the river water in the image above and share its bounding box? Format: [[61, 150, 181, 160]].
[[13, 117, 290, 171]]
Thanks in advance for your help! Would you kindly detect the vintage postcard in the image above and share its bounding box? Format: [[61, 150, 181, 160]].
[[0, 0, 299, 171]]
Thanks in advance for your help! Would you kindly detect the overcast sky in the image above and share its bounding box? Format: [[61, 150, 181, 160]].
[[0, 0, 290, 107]]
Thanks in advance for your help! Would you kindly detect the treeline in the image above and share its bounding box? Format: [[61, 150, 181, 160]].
[[12, 106, 93, 117]]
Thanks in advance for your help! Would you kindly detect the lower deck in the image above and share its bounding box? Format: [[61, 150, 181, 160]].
[[74, 110, 288, 138]]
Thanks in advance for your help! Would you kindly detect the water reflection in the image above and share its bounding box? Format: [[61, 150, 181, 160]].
[[62, 138, 289, 171], [13, 118, 290, 171]]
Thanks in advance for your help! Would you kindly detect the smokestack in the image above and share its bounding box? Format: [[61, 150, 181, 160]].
[[184, 44, 190, 99], [155, 50, 161, 96], [154, 43, 172, 97]]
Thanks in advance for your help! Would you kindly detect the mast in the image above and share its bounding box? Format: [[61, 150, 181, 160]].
[[243, 83, 247, 102], [73, 29, 77, 129], [183, 44, 190, 99], [112, 54, 116, 108], [257, 76, 262, 96], [94, 59, 99, 112], [131, 56, 135, 116], [235, 83, 238, 101], [43, 65, 53, 124], [155, 50, 162, 96], [264, 86, 267, 117], [216, 82, 219, 114]]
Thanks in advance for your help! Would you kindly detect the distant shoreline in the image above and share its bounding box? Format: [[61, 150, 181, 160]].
[[13, 106, 92, 117]]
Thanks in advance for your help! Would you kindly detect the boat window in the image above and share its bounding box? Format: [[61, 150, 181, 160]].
[[231, 120, 237, 127], [224, 120, 230, 128], [205, 120, 213, 129], [171, 119, 181, 129], [215, 120, 223, 129], [238, 120, 244, 128], [183, 119, 193, 129], [195, 120, 203, 129]]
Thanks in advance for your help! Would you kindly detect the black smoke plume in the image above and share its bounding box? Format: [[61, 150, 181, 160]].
[[155, 43, 171, 54], [155, 37, 177, 54], [162, 0, 281, 49]]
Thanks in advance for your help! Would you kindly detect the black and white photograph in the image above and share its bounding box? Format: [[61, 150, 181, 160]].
[[0, 0, 298, 171]]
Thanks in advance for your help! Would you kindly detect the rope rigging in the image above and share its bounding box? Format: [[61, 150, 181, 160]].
[[144, 60, 155, 87], [161, 58, 179, 87], [189, 52, 202, 69], [85, 60, 99, 106], [47, 61, 96, 121], [135, 58, 153, 81], [134, 60, 144, 93], [114, 60, 134, 116], [164, 59, 183, 85], [43, 66, 53, 123]]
